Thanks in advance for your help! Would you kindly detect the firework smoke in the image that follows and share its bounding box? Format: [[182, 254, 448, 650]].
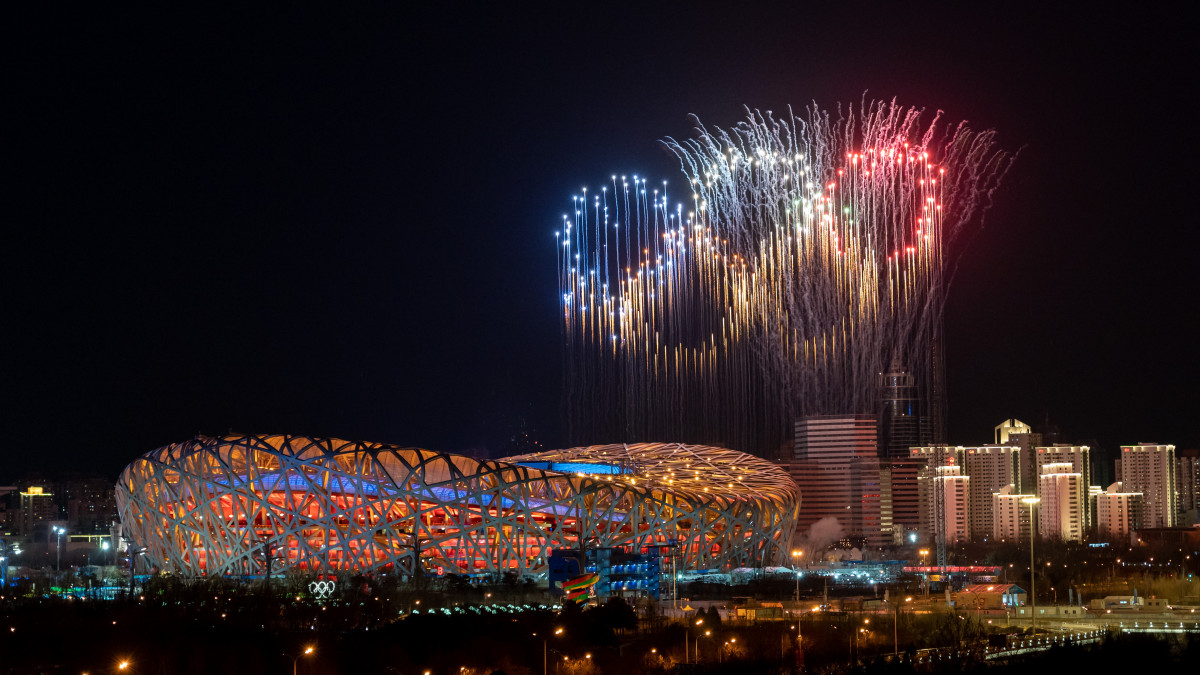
[[557, 100, 1013, 457]]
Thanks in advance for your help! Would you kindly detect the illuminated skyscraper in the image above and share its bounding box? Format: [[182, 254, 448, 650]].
[[992, 485, 1033, 541], [18, 486, 57, 538], [910, 446, 964, 470], [1035, 445, 1092, 526], [883, 457, 925, 544], [962, 446, 1022, 539], [780, 459, 886, 548], [1096, 482, 1142, 541], [878, 363, 928, 459], [788, 415, 886, 548], [1117, 443, 1176, 528], [995, 419, 1042, 495], [794, 415, 878, 461], [1037, 463, 1084, 542], [918, 464, 969, 545]]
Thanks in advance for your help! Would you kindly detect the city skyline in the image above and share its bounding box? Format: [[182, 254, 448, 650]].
[[6, 5, 1198, 479]]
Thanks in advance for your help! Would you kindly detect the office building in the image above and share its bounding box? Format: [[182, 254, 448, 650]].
[[878, 363, 925, 459], [788, 415, 887, 548], [794, 414, 878, 461], [1117, 444, 1176, 528], [781, 459, 887, 548], [883, 457, 924, 544]]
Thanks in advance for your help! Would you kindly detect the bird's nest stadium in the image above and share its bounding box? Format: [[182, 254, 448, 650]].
[[115, 434, 800, 577]]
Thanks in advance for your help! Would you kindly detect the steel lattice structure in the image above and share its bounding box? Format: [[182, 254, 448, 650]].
[[115, 434, 799, 577]]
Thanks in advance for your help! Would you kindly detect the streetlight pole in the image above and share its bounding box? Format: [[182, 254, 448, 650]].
[[795, 622, 804, 672], [792, 549, 804, 601], [53, 526, 66, 582], [687, 618, 703, 664], [534, 627, 562, 675], [919, 549, 930, 596], [1021, 497, 1040, 630], [287, 645, 314, 675]]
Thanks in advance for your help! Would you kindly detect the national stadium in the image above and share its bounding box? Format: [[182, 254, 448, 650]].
[[114, 434, 800, 577]]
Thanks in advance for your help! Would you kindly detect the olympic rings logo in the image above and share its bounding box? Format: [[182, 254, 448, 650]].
[[309, 580, 336, 598]]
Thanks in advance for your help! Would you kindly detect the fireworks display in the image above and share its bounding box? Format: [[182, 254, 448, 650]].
[[557, 101, 1014, 457]]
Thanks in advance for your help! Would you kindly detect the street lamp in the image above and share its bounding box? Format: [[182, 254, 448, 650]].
[[686, 618, 703, 664], [790, 623, 805, 671], [287, 646, 314, 675], [889, 596, 912, 657], [792, 549, 804, 600], [918, 549, 930, 596], [534, 627, 563, 675], [855, 624, 870, 666], [52, 526, 66, 580], [1021, 497, 1041, 629]]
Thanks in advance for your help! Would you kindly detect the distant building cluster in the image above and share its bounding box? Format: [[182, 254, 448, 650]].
[[0, 477, 119, 542], [777, 415, 1198, 552]]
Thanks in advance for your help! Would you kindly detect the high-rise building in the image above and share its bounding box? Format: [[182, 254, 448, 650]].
[[918, 464, 970, 545], [786, 414, 887, 548], [778, 459, 887, 548], [910, 446, 964, 470], [62, 477, 119, 535], [1177, 449, 1200, 526], [1037, 462, 1085, 542], [884, 457, 925, 544], [1118, 444, 1177, 528], [962, 446, 1022, 539], [1035, 445, 1092, 482], [1035, 445, 1092, 527], [1095, 482, 1142, 541], [794, 415, 878, 461], [992, 484, 1034, 541], [910, 445, 1021, 541], [995, 419, 1042, 493], [0, 486, 16, 535], [878, 363, 924, 459], [18, 486, 58, 538], [994, 419, 1033, 444]]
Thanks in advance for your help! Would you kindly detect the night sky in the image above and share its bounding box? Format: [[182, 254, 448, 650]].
[[7, 5, 1198, 480]]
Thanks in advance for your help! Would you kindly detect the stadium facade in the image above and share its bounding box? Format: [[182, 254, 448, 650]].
[[115, 434, 800, 577]]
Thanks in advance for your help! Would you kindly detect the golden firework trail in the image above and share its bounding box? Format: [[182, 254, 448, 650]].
[[557, 101, 1013, 456]]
